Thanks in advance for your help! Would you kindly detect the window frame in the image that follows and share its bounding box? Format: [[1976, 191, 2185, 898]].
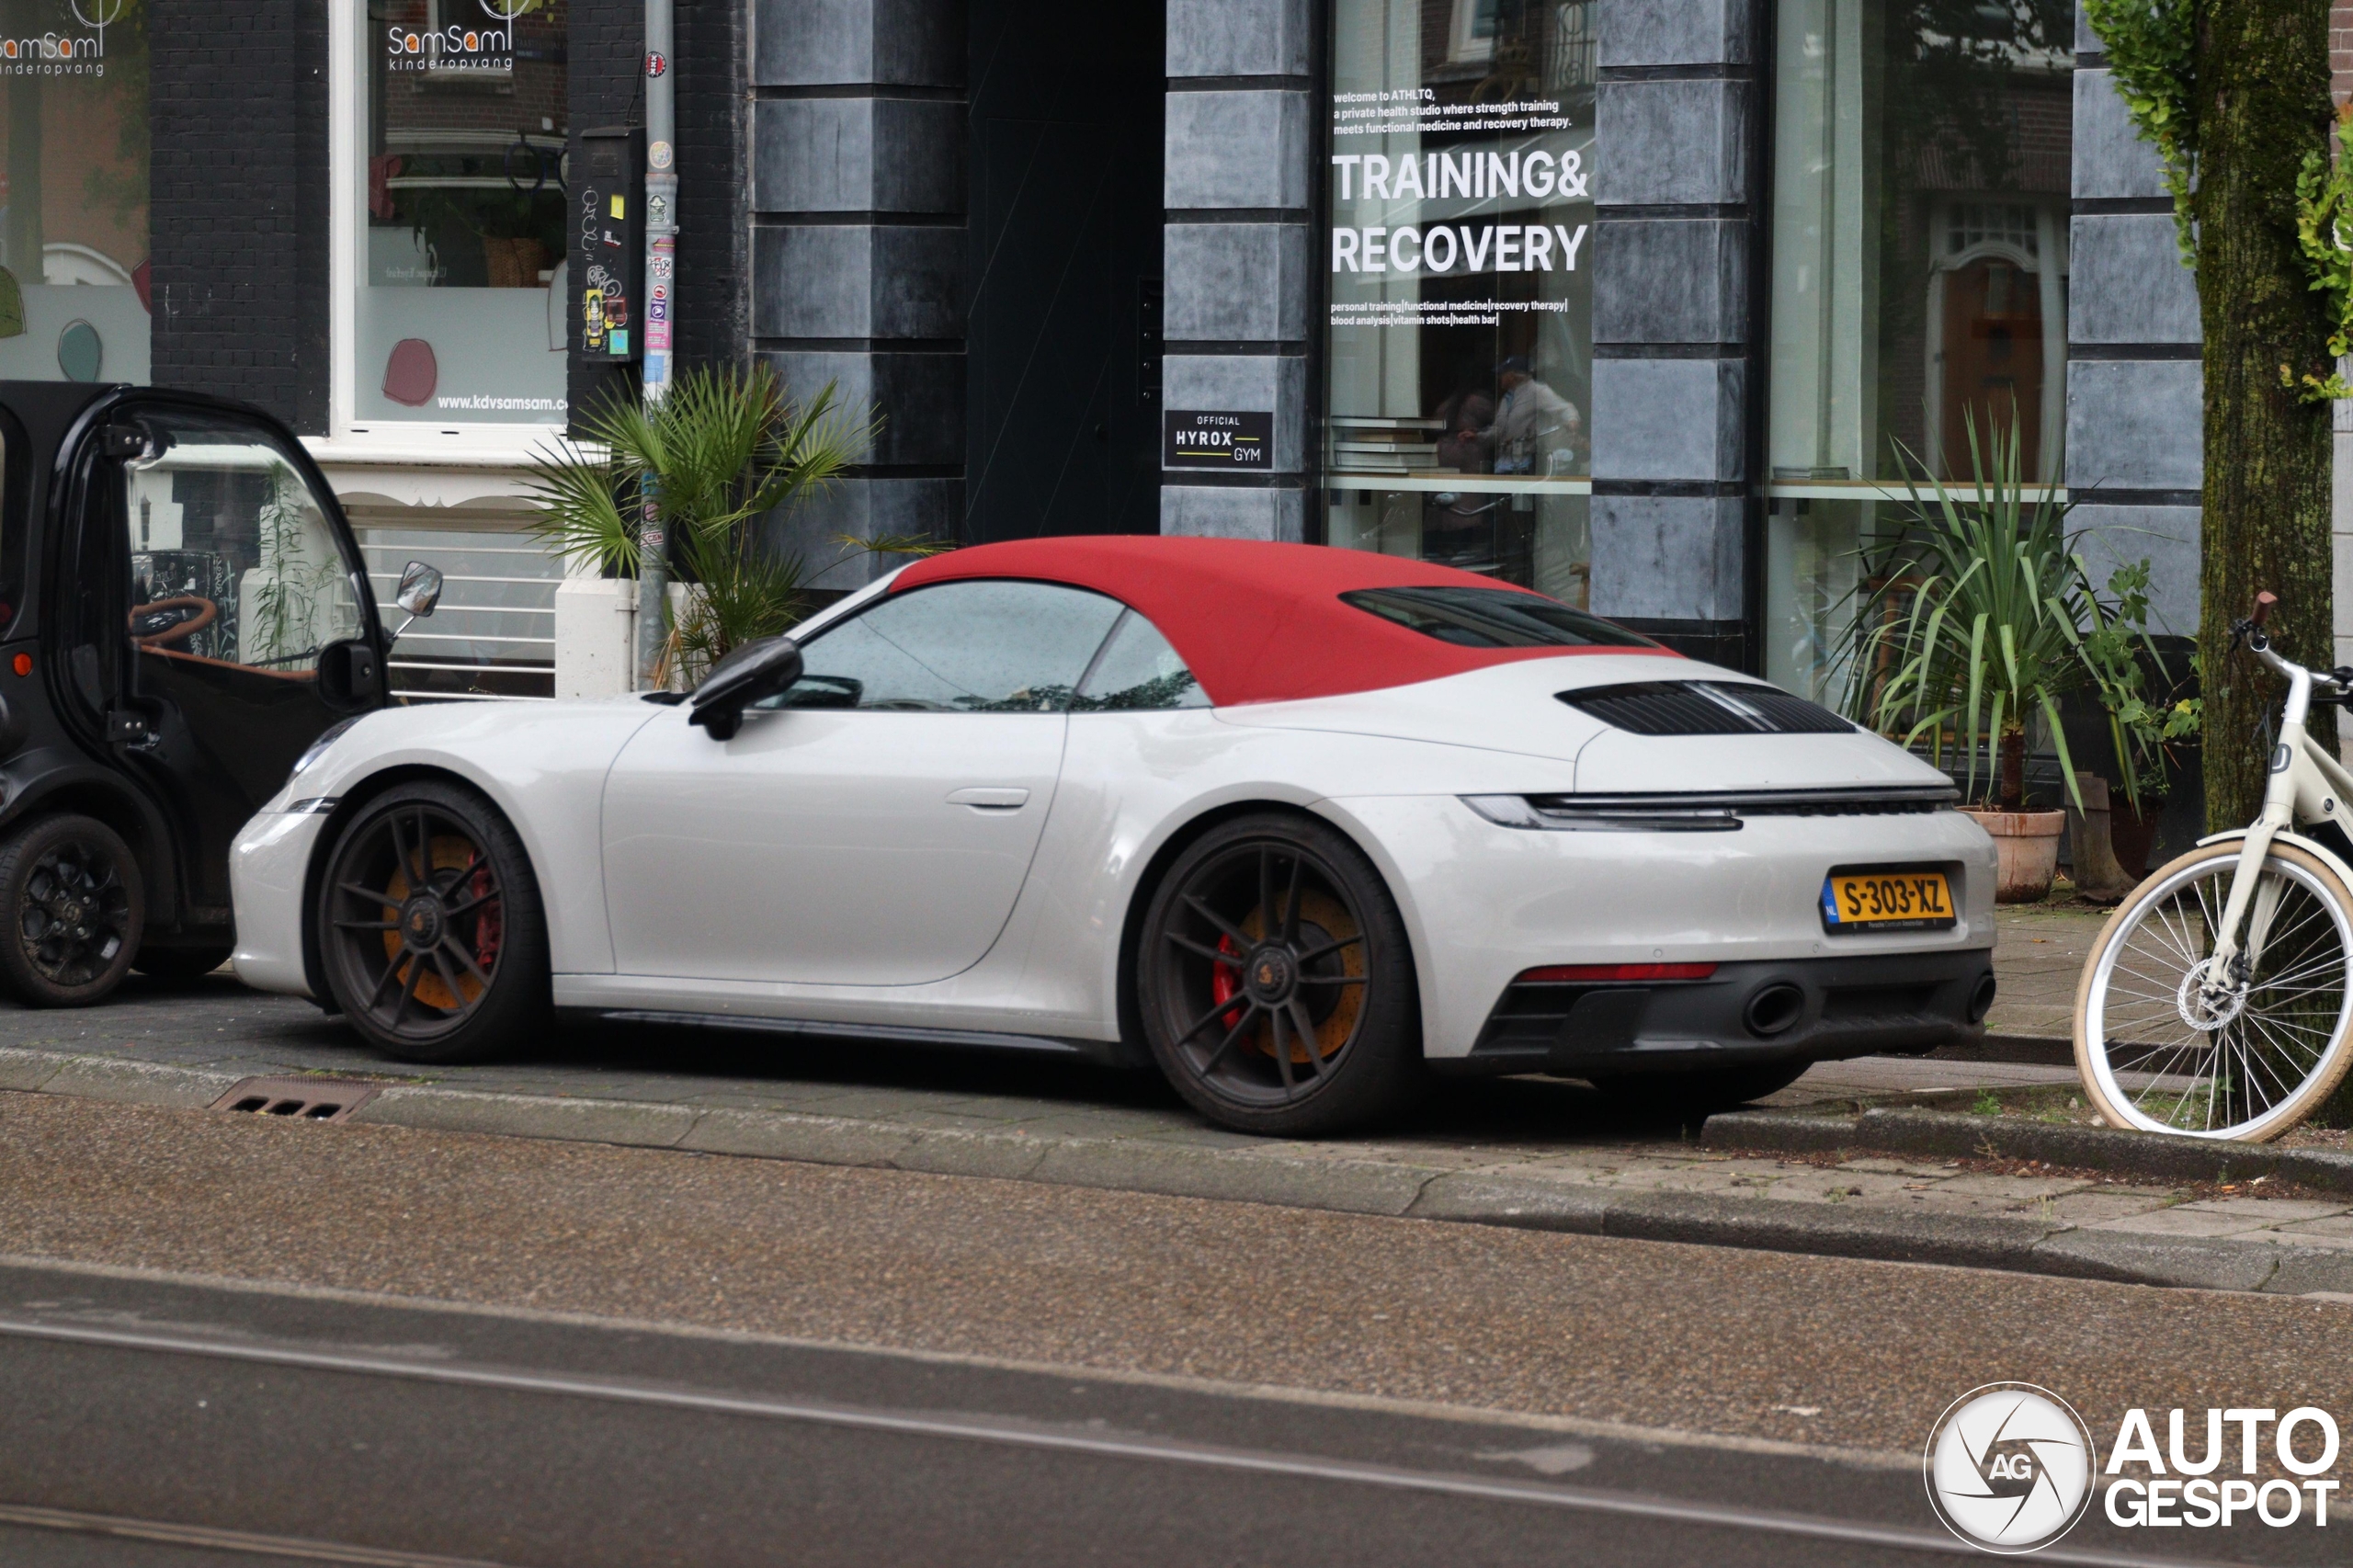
[[327, 0, 570, 456]]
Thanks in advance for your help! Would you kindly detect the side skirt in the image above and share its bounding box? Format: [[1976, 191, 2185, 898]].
[[576, 1008, 1130, 1066]]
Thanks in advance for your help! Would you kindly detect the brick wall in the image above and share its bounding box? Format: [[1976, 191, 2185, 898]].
[[148, 0, 330, 432], [566, 0, 642, 425], [676, 0, 749, 378], [563, 0, 747, 429], [2336, 0, 2353, 106]]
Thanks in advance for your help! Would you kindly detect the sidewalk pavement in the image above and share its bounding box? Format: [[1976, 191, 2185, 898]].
[[8, 902, 2351, 1297]]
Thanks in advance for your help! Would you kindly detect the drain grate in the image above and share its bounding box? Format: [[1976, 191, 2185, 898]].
[[209, 1075, 382, 1123]]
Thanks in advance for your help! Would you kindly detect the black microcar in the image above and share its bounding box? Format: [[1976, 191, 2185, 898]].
[[0, 381, 438, 1006]]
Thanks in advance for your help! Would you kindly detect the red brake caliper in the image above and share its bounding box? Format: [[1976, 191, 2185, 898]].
[[1210, 934, 1246, 1028], [470, 863, 502, 973]]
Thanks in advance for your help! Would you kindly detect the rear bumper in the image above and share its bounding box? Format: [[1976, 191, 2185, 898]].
[[1445, 948, 1995, 1078]]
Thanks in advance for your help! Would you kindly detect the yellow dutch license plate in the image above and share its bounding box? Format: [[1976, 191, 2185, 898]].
[[1821, 869, 1956, 932]]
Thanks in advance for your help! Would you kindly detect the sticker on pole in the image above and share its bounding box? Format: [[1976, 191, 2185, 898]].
[[645, 51, 666, 77]]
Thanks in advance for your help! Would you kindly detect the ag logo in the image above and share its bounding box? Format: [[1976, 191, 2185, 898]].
[[1924, 1383, 2094, 1554]]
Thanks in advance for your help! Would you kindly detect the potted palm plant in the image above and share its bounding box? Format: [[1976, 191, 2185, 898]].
[[2078, 561, 2200, 878], [523, 364, 927, 686], [1838, 419, 2101, 903]]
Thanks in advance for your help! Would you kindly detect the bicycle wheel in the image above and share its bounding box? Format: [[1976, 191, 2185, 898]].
[[2075, 840, 2353, 1141]]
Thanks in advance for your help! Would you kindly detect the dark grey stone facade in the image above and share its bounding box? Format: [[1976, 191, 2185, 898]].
[[2066, 5, 2201, 637], [752, 0, 964, 584], [731, 0, 2212, 650], [1585, 0, 1756, 665], [1159, 0, 1314, 541]]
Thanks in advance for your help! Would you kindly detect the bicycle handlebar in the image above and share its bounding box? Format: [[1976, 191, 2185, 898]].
[[2253, 590, 2279, 628]]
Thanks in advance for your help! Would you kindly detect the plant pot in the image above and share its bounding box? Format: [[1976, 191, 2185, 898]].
[[2108, 799, 2165, 881], [1961, 808, 2067, 903]]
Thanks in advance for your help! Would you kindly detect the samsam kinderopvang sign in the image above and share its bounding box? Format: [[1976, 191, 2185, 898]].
[[385, 0, 519, 74], [1, 0, 125, 77]]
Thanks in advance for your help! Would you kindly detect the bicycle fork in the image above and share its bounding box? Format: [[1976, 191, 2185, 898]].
[[2200, 668, 2353, 1018]]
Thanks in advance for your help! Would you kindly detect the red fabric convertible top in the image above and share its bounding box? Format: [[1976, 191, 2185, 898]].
[[889, 536, 1679, 708]]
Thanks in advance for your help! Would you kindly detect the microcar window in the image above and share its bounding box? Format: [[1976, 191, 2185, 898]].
[[775, 579, 1126, 712], [1339, 585, 1655, 648], [1072, 609, 1211, 710], [119, 412, 364, 675]]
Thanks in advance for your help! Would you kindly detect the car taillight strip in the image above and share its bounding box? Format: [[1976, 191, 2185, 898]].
[[1516, 962, 1717, 983]]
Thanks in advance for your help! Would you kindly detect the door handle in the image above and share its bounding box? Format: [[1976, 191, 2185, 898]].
[[947, 787, 1029, 810]]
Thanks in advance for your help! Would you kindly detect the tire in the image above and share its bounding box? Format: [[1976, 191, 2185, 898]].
[[2075, 839, 2353, 1142], [1589, 1060, 1812, 1117], [315, 781, 549, 1064], [133, 945, 233, 983], [1135, 812, 1422, 1135], [0, 813, 144, 1007]]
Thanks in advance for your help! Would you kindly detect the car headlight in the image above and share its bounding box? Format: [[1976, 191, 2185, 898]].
[[288, 717, 361, 788]]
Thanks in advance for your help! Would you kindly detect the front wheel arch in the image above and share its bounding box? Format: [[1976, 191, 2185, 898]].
[[300, 764, 545, 1007]]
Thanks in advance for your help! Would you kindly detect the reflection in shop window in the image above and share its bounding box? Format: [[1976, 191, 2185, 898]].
[[1763, 0, 2071, 704], [1322, 0, 1595, 604], [0, 0, 149, 383], [358, 0, 568, 425]]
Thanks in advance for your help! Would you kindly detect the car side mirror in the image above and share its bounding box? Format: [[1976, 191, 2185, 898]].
[[316, 637, 384, 711], [688, 636, 804, 741], [395, 561, 444, 618]]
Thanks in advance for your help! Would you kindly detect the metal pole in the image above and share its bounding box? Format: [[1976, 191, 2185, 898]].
[[635, 0, 679, 690]]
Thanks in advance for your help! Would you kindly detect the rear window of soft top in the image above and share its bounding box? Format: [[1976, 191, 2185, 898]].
[[1339, 585, 1656, 649]]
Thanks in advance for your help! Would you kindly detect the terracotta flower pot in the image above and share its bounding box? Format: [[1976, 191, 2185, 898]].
[[1961, 808, 2067, 903]]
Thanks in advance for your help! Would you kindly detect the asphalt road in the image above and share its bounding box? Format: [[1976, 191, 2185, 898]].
[[1, 1093, 2346, 1564]]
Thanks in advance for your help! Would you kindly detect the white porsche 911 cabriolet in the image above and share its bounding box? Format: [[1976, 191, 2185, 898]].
[[230, 537, 1996, 1134]]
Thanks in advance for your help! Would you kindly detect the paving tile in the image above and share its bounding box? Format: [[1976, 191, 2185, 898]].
[[2270, 1214, 2353, 1241], [2049, 1190, 2180, 1224], [1755, 1170, 1917, 1203], [2176, 1198, 2350, 1222], [1927, 1174, 2093, 1200], [2088, 1207, 2275, 1239], [1839, 1157, 1954, 1177]]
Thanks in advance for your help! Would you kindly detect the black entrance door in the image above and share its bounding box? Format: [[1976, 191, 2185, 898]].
[[965, 0, 1165, 543]]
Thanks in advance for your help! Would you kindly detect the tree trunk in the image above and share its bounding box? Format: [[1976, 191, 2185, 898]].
[[2196, 0, 2338, 835]]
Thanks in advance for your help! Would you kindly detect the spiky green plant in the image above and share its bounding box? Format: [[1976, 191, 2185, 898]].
[[523, 364, 929, 685], [1835, 417, 2104, 810]]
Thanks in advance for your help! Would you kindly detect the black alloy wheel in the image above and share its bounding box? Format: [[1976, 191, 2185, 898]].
[[0, 814, 143, 1007], [1137, 812, 1422, 1135], [318, 782, 548, 1064]]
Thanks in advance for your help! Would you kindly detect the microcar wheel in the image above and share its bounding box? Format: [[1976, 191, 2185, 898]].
[[1136, 812, 1421, 1135], [133, 945, 233, 983], [317, 782, 548, 1064], [0, 814, 143, 1007]]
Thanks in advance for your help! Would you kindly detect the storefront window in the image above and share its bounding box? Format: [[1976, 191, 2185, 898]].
[[358, 0, 567, 425], [1764, 0, 2071, 701], [0, 0, 149, 383], [1322, 0, 1594, 602]]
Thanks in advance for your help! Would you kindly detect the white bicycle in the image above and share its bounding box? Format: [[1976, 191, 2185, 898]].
[[2076, 593, 2353, 1140]]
